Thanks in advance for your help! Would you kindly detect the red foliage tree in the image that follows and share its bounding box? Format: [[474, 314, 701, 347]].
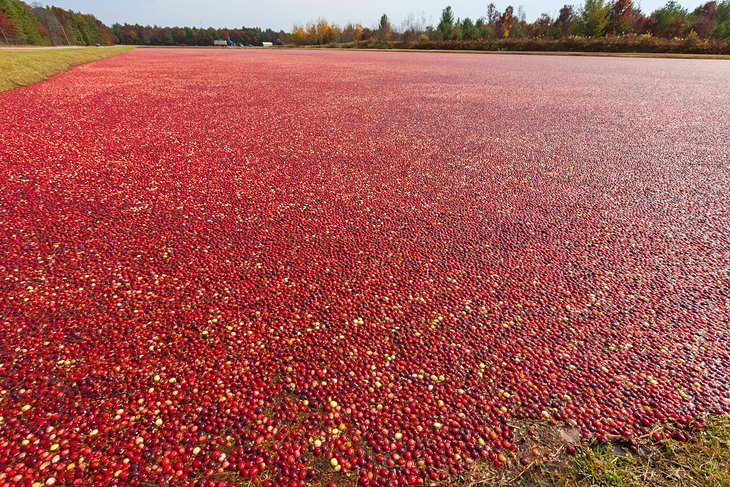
[[497, 6, 516, 37], [690, 1, 718, 37], [555, 5, 576, 37], [0, 11, 17, 44], [609, 0, 637, 34]]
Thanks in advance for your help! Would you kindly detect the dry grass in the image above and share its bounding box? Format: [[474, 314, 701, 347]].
[[0, 46, 134, 92]]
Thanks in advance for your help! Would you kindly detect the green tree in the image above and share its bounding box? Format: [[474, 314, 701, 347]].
[[0, 0, 47, 44], [650, 1, 689, 37], [581, 0, 610, 36], [715, 1, 730, 37], [475, 18, 495, 39], [511, 21, 528, 37], [438, 6, 455, 40], [163, 28, 174, 44], [460, 17, 478, 39]]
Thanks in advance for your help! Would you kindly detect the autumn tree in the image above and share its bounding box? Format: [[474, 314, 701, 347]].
[[341, 22, 365, 42], [555, 5, 577, 36], [0, 0, 47, 44], [399, 12, 428, 42], [316, 18, 337, 44], [688, 1, 717, 36], [0, 10, 16, 44], [497, 6, 516, 37], [31, 4, 67, 44], [290, 24, 306, 44], [529, 13, 554, 37], [486, 3, 501, 29], [609, 0, 636, 34], [377, 13, 392, 41]]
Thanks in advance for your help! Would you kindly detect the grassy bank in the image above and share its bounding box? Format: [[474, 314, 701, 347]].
[[0, 46, 134, 92], [566, 418, 729, 487], [477, 415, 730, 486]]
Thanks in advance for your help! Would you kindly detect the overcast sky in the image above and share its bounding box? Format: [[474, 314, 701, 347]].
[[49, 0, 697, 31]]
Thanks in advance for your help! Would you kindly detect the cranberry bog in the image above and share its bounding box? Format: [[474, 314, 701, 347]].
[[0, 49, 729, 486]]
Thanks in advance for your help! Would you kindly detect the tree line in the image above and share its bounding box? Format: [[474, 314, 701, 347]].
[[0, 0, 116, 45], [290, 1, 730, 45], [2, 0, 730, 52], [0, 0, 285, 46], [109, 25, 284, 47]]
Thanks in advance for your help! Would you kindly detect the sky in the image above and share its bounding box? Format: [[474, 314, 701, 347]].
[[49, 0, 698, 31]]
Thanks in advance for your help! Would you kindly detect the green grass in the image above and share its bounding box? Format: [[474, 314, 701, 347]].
[[554, 416, 730, 487], [0, 46, 134, 92]]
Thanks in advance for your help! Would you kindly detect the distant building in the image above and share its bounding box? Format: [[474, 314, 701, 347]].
[[262, 42, 273, 47], [214, 40, 228, 46]]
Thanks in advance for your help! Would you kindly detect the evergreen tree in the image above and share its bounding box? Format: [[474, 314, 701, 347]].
[[438, 6, 454, 40], [715, 1, 730, 37], [581, 0, 610, 36]]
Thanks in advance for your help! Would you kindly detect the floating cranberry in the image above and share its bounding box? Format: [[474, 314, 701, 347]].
[[0, 48, 728, 486]]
